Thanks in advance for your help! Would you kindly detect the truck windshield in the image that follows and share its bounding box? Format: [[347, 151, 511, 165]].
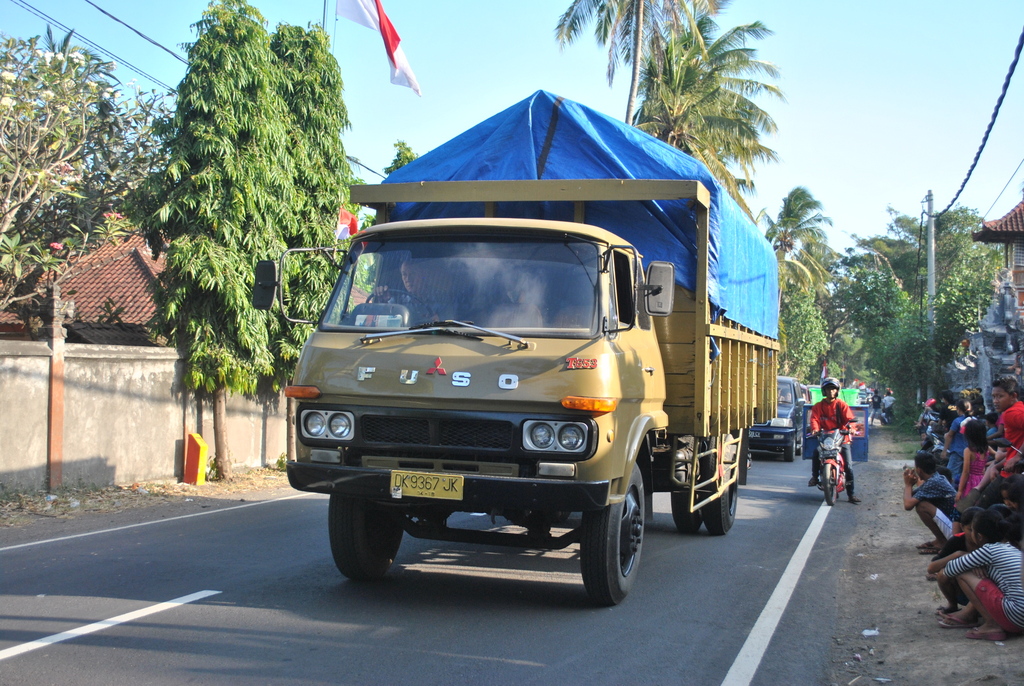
[[321, 236, 601, 335]]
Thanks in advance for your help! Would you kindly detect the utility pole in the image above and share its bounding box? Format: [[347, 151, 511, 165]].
[[926, 190, 936, 401], [926, 190, 936, 331]]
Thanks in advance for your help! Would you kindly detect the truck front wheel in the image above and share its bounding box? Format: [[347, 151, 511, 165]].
[[328, 495, 403, 580], [580, 463, 644, 606]]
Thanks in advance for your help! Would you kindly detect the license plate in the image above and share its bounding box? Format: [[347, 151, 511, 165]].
[[390, 471, 464, 500], [749, 431, 761, 438]]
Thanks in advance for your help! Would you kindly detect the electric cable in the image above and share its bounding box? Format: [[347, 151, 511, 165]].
[[938, 23, 1024, 216], [983, 154, 1024, 219], [8, 0, 175, 92], [82, 0, 188, 65]]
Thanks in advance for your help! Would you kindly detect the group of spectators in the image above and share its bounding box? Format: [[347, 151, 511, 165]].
[[902, 377, 1024, 641]]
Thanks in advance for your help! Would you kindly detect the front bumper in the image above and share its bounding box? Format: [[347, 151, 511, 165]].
[[747, 426, 797, 453], [287, 461, 610, 512]]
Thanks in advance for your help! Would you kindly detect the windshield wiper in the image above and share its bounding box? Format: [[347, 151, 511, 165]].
[[359, 320, 528, 349]]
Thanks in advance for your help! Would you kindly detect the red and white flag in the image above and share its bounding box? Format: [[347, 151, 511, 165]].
[[336, 207, 360, 238], [336, 0, 421, 96]]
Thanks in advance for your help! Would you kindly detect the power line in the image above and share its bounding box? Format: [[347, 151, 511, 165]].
[[983, 154, 1024, 219], [8, 0, 175, 92], [938, 23, 1024, 216], [82, 0, 188, 65]]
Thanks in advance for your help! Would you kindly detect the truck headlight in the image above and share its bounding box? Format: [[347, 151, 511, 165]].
[[523, 420, 588, 453], [303, 411, 327, 437], [770, 417, 794, 428], [528, 422, 555, 450], [558, 424, 586, 451], [328, 412, 353, 440]]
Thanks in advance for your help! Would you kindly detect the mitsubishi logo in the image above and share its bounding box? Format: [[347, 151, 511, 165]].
[[427, 357, 446, 375]]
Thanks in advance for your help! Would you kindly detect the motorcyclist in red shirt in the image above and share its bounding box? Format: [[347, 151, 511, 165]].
[[808, 377, 861, 503]]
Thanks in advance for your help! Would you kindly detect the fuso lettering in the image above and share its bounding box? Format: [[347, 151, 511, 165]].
[[566, 357, 598, 370]]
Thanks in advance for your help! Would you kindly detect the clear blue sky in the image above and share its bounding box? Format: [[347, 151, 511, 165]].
[[5, 0, 1024, 251]]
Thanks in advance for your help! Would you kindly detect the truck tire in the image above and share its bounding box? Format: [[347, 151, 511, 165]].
[[703, 481, 737, 536], [328, 494, 403, 581], [580, 463, 644, 606], [783, 440, 796, 462], [670, 491, 703, 533]]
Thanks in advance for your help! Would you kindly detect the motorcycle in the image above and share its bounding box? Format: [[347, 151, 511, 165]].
[[921, 422, 946, 467], [817, 428, 849, 506]]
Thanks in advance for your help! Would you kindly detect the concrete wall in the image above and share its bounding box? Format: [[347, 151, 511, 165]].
[[0, 340, 288, 491], [0, 342, 51, 490]]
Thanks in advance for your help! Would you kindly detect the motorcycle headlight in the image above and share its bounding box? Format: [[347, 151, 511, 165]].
[[303, 411, 326, 438]]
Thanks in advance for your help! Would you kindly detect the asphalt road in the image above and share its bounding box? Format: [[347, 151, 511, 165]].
[[0, 456, 859, 686]]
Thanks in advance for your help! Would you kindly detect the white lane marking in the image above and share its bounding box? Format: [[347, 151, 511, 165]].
[[0, 493, 316, 553], [0, 590, 221, 662], [721, 501, 832, 686]]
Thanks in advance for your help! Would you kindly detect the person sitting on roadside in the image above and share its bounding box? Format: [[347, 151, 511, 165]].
[[929, 506, 984, 615], [941, 399, 972, 488], [999, 474, 1024, 512], [985, 412, 1000, 439], [956, 419, 991, 508], [937, 509, 1024, 640], [961, 378, 1024, 510], [807, 377, 860, 503], [904, 452, 957, 554], [915, 399, 939, 437]]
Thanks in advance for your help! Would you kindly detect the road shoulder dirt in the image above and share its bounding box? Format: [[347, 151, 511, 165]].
[[829, 425, 1021, 686]]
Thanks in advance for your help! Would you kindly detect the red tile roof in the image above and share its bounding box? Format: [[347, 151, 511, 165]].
[[61, 234, 164, 324], [974, 199, 1024, 243]]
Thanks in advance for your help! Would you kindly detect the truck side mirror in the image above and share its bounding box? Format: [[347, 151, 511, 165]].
[[644, 262, 675, 316], [253, 260, 278, 310]]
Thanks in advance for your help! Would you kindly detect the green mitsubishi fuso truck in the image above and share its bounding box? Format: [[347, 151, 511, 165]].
[[254, 93, 779, 605]]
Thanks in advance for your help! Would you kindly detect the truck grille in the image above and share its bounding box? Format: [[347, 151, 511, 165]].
[[362, 416, 513, 450], [439, 419, 512, 449]]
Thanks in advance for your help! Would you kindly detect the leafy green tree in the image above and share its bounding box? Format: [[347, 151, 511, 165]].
[[858, 206, 999, 316], [634, 13, 781, 213], [779, 289, 827, 382], [383, 140, 418, 175], [138, 0, 349, 478], [555, 0, 721, 123], [761, 187, 835, 293], [0, 30, 167, 321], [270, 24, 352, 362]]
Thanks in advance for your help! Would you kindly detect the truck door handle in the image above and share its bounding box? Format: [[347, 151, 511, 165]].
[[643, 366, 656, 376]]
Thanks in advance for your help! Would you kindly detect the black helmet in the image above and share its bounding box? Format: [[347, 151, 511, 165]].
[[821, 377, 841, 392]]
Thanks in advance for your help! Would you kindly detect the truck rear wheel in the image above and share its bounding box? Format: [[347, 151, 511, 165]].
[[702, 481, 737, 536], [580, 463, 644, 606], [670, 491, 703, 533], [328, 495, 403, 580]]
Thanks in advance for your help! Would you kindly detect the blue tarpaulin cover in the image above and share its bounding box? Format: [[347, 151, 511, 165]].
[[384, 91, 779, 338]]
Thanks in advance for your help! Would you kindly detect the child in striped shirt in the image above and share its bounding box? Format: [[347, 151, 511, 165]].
[[939, 509, 1024, 640]]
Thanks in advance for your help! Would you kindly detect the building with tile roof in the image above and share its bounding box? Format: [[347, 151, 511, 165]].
[[0, 234, 165, 345]]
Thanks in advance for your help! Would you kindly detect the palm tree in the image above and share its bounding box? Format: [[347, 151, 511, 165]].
[[632, 13, 782, 216], [555, 0, 721, 123], [761, 186, 837, 294]]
